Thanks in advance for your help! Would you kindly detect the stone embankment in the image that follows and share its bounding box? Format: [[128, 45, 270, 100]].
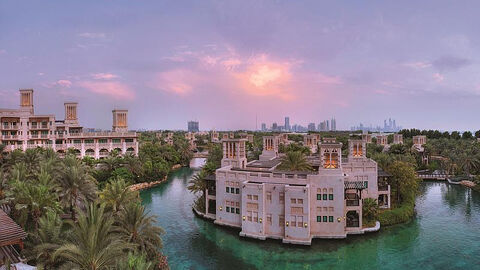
[[129, 164, 182, 191], [460, 180, 476, 188], [129, 177, 167, 191]]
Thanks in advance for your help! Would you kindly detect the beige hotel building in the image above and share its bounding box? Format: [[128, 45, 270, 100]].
[[0, 89, 138, 158], [205, 135, 390, 245]]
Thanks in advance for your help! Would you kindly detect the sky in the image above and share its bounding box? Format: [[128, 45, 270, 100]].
[[0, 0, 479, 131]]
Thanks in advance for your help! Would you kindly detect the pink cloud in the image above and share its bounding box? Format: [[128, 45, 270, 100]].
[[57, 80, 72, 88], [151, 69, 202, 95], [404, 61, 431, 69], [78, 81, 134, 100], [92, 73, 119, 80], [433, 73, 444, 82]]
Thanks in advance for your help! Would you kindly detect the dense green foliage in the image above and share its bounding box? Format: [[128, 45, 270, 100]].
[[0, 148, 168, 269]]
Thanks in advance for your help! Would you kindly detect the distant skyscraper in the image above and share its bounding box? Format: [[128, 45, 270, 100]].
[[308, 123, 316, 131], [285, 117, 290, 131], [261, 123, 267, 131], [187, 121, 199, 132], [326, 120, 330, 131], [331, 118, 337, 131], [272, 122, 278, 131]]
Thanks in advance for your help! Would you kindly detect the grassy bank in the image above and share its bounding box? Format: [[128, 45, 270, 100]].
[[378, 199, 416, 226]]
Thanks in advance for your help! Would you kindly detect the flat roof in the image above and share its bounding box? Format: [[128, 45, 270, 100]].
[[246, 158, 282, 169]]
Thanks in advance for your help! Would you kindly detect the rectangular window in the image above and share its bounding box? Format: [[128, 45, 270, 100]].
[[247, 211, 252, 221], [298, 199, 303, 204], [236, 208, 240, 214], [247, 194, 252, 200], [323, 216, 328, 222], [279, 215, 285, 226], [329, 194, 334, 200], [329, 216, 334, 223], [317, 216, 322, 222], [267, 214, 272, 225], [226, 187, 229, 193], [266, 192, 272, 202], [291, 216, 296, 227], [235, 188, 240, 194], [291, 198, 296, 204], [253, 195, 258, 201], [226, 207, 230, 213], [253, 211, 258, 222], [297, 216, 303, 227], [317, 194, 321, 200], [279, 192, 284, 202], [323, 194, 328, 200], [364, 181, 368, 188]]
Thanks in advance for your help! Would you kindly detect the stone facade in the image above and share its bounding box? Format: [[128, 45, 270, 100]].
[[209, 135, 390, 245], [0, 89, 138, 159]]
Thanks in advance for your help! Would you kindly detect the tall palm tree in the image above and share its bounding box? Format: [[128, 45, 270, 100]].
[[362, 198, 379, 223], [123, 154, 143, 178], [99, 177, 139, 214], [58, 156, 98, 220], [461, 156, 480, 176], [28, 210, 68, 269], [7, 180, 61, 229], [187, 171, 207, 196], [277, 151, 313, 171], [116, 203, 164, 259], [54, 203, 130, 270], [23, 148, 41, 175]]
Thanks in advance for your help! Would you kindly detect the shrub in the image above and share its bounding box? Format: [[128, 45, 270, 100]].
[[378, 198, 415, 226]]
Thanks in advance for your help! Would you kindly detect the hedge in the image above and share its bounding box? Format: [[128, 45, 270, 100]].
[[378, 199, 415, 226]]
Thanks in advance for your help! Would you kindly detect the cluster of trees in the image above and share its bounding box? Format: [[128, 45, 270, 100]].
[[0, 147, 167, 269], [86, 132, 193, 188], [423, 138, 480, 178], [399, 128, 480, 140], [187, 144, 223, 212]]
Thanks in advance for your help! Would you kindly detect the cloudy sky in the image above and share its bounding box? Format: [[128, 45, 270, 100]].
[[0, 1, 479, 131]]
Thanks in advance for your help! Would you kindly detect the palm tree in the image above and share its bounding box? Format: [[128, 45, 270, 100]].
[[277, 151, 313, 171], [187, 171, 207, 196], [116, 203, 164, 259], [54, 203, 130, 270], [460, 156, 479, 176], [99, 177, 139, 214], [29, 210, 68, 269], [117, 252, 154, 270], [23, 148, 41, 175], [58, 156, 98, 220], [362, 198, 379, 223], [7, 180, 61, 229], [123, 154, 143, 178]]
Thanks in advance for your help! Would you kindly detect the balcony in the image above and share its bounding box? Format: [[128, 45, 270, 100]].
[[1, 135, 19, 140], [345, 193, 360, 206], [378, 185, 389, 191], [2, 124, 18, 130], [26, 144, 38, 149], [125, 142, 136, 147], [40, 134, 48, 139], [84, 143, 96, 147], [112, 143, 123, 148], [72, 143, 82, 149]]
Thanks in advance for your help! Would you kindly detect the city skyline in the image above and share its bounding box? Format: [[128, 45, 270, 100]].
[[1, 1, 480, 131]]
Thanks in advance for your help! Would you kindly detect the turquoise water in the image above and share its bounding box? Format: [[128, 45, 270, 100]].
[[140, 167, 480, 270]]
